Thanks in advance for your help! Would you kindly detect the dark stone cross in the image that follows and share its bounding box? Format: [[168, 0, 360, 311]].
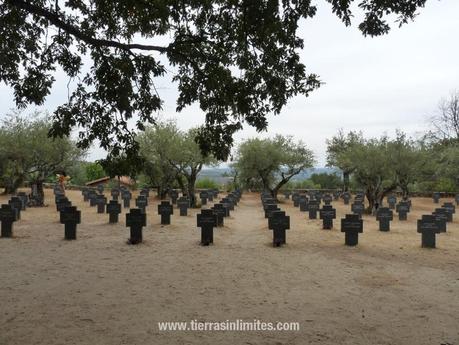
[[417, 215, 440, 248], [342, 192, 351, 205], [351, 202, 365, 219], [268, 210, 290, 247], [82, 189, 90, 202], [396, 201, 410, 221], [158, 201, 173, 225], [221, 197, 234, 211], [212, 204, 226, 226], [122, 191, 132, 208], [8, 197, 23, 220], [97, 184, 105, 194], [16, 192, 28, 210], [341, 214, 363, 246], [441, 202, 455, 222], [60, 206, 81, 240], [96, 195, 107, 214], [106, 200, 122, 223], [308, 200, 320, 220], [432, 192, 440, 204], [177, 198, 189, 216], [264, 203, 280, 219], [220, 201, 231, 217], [126, 208, 146, 244], [140, 188, 150, 198], [0, 204, 18, 238], [135, 196, 148, 214], [299, 196, 309, 212], [387, 195, 397, 210], [322, 194, 332, 205], [55, 196, 71, 213], [320, 205, 336, 230], [432, 209, 447, 233], [292, 193, 300, 207], [376, 207, 393, 232], [199, 191, 209, 206], [111, 188, 120, 201], [88, 191, 98, 206], [197, 209, 217, 245]]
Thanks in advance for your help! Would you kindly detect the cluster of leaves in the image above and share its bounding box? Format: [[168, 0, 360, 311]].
[[0, 0, 427, 161]]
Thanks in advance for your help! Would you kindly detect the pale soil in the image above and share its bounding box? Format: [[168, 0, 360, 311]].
[[0, 190, 458, 345]]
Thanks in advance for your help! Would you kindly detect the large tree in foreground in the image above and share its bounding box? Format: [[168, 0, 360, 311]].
[[0, 0, 427, 160], [235, 135, 315, 198]]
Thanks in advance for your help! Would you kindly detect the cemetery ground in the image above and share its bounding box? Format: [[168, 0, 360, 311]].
[[1, 190, 458, 345]]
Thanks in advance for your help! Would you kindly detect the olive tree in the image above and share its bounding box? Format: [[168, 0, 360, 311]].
[[234, 135, 315, 198], [0, 112, 83, 201]]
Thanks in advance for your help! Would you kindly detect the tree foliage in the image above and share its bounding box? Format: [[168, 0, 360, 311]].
[[85, 162, 106, 182], [138, 121, 217, 206], [0, 0, 427, 160], [326, 130, 364, 191], [234, 135, 315, 198], [0, 111, 83, 194]]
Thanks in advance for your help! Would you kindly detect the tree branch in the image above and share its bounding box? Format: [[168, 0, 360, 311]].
[[9, 0, 168, 53]]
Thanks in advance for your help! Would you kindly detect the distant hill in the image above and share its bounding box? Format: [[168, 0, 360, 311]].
[[198, 166, 340, 183]]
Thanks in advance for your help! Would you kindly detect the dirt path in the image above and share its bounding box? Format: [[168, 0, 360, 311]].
[[0, 190, 458, 345]]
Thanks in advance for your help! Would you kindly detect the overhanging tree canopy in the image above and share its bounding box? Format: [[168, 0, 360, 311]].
[[0, 0, 427, 160]]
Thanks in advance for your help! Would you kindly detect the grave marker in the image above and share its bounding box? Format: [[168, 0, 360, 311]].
[[417, 215, 440, 248], [177, 198, 189, 216], [322, 194, 332, 205], [197, 209, 217, 245], [376, 207, 393, 232], [8, 197, 22, 220], [268, 210, 290, 247], [96, 195, 107, 214], [126, 209, 146, 244], [341, 214, 363, 246], [351, 202, 365, 219], [135, 196, 148, 214], [299, 196, 309, 212], [158, 201, 173, 225], [0, 204, 18, 238], [320, 205, 336, 229], [212, 204, 226, 226], [432, 209, 447, 233], [308, 200, 320, 220], [432, 192, 440, 204], [60, 206, 81, 240], [106, 200, 122, 223], [387, 195, 397, 210], [199, 191, 209, 206], [396, 201, 410, 221]]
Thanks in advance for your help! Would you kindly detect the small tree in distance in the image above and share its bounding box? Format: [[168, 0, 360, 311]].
[[234, 135, 315, 199]]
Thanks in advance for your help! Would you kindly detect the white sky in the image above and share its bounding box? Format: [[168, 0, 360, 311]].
[[1, 0, 458, 166]]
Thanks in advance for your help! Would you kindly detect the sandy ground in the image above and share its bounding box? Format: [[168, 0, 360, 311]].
[[0, 189, 458, 345]]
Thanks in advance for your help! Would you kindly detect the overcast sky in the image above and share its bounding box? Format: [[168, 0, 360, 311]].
[[1, 0, 458, 166]]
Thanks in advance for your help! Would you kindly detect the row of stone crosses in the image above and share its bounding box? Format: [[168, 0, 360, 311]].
[[262, 190, 458, 248], [0, 184, 243, 246]]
